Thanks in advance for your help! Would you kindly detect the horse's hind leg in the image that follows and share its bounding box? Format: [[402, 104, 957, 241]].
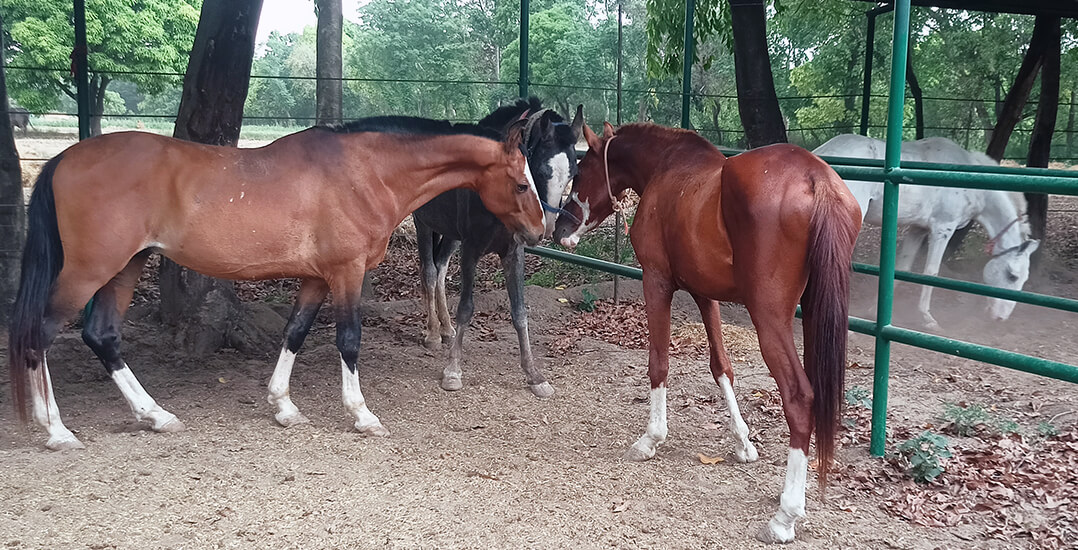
[[693, 295, 757, 463], [916, 226, 956, 330], [502, 243, 553, 398], [624, 272, 674, 461], [82, 251, 184, 434], [267, 278, 329, 427], [433, 235, 459, 344], [416, 220, 443, 349], [745, 304, 813, 544], [442, 241, 482, 391]]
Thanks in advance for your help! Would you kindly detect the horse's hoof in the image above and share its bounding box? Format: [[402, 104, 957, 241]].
[[275, 412, 310, 428], [529, 382, 555, 398], [734, 442, 759, 463], [440, 329, 456, 343], [622, 443, 655, 462], [46, 436, 85, 451], [154, 418, 186, 433], [356, 422, 390, 437], [755, 521, 795, 544], [423, 336, 442, 350], [441, 374, 463, 392]]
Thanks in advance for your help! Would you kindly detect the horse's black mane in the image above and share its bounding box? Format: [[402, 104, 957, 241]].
[[478, 97, 546, 132], [322, 115, 502, 141]]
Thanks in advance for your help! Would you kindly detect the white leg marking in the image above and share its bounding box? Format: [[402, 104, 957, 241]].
[[340, 356, 388, 437], [758, 448, 808, 544], [111, 364, 184, 433], [30, 352, 84, 450], [268, 348, 308, 427], [435, 263, 454, 340], [624, 386, 667, 461], [719, 374, 758, 463]]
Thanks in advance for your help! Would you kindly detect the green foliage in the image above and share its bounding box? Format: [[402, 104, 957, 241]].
[[2, 0, 200, 114], [1036, 421, 1061, 438], [577, 287, 598, 312], [844, 386, 871, 409], [526, 226, 637, 288], [895, 431, 952, 484], [941, 402, 1024, 437]]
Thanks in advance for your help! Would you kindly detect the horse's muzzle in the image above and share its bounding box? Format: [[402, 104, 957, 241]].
[[514, 231, 542, 247]]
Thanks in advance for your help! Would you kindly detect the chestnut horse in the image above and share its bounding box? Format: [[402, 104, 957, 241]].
[[553, 122, 861, 543], [9, 116, 545, 451]]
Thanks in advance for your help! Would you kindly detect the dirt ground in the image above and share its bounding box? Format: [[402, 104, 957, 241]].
[[3, 133, 1078, 549]]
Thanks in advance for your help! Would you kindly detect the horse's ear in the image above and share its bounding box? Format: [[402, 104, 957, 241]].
[[1020, 239, 1040, 255], [505, 119, 526, 154], [583, 123, 603, 151], [602, 121, 616, 139], [571, 104, 584, 141]]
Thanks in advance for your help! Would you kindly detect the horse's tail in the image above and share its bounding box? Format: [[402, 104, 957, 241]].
[[801, 169, 858, 492], [9, 154, 65, 423]]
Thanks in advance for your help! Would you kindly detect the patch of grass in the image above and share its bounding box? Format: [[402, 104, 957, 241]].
[[844, 386, 872, 409], [576, 287, 598, 312], [940, 402, 995, 437], [895, 431, 952, 484], [1036, 421, 1061, 438], [526, 225, 638, 288]]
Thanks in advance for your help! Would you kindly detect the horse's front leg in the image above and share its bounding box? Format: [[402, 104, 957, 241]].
[[502, 243, 554, 398], [330, 267, 388, 436], [917, 226, 956, 330], [267, 278, 328, 427], [442, 241, 482, 391], [693, 294, 757, 463], [624, 272, 674, 461]]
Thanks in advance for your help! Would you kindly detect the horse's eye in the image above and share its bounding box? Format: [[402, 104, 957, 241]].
[[1006, 271, 1020, 283], [516, 183, 529, 193]]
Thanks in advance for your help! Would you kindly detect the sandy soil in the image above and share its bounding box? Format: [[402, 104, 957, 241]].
[[4, 132, 1077, 549]]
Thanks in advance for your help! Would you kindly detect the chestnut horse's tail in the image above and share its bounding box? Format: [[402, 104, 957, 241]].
[[9, 154, 65, 423], [802, 175, 857, 491]]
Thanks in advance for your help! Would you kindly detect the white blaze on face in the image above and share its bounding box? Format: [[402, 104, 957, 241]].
[[543, 153, 573, 235], [559, 192, 597, 248], [522, 157, 545, 230]]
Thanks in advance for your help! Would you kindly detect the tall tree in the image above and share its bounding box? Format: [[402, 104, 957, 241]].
[[0, 14, 26, 323], [1025, 16, 1061, 245], [986, 16, 1056, 161], [315, 0, 342, 125], [2, 0, 199, 135], [159, 0, 263, 356], [729, 0, 786, 146]]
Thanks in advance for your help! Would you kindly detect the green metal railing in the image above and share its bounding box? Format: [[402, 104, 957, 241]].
[[526, 0, 1078, 459]]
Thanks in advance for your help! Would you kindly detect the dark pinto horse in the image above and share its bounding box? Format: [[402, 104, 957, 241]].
[[412, 97, 582, 397], [9, 117, 546, 451], [553, 122, 861, 543]]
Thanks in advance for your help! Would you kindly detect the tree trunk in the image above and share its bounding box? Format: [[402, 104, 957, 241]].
[[0, 18, 26, 324], [159, 0, 264, 357], [986, 16, 1054, 161], [1025, 16, 1061, 247], [89, 75, 109, 136], [729, 0, 786, 147], [315, 0, 343, 126], [1066, 86, 1075, 157], [906, 54, 924, 140]]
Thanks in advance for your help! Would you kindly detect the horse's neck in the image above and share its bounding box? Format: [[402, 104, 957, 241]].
[[976, 191, 1024, 248], [611, 129, 692, 196], [382, 136, 500, 217]]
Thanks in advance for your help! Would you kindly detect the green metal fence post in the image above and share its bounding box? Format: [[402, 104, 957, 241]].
[[74, 0, 91, 140], [870, 0, 911, 457], [519, 0, 529, 98], [680, 0, 696, 129]]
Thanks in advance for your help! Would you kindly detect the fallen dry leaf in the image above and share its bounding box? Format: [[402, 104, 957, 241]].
[[697, 453, 725, 465]]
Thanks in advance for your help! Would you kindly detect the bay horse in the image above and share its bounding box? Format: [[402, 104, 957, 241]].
[[814, 134, 1037, 329], [553, 122, 861, 543], [8, 116, 546, 451], [412, 98, 583, 397]]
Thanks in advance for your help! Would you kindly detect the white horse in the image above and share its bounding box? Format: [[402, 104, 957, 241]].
[[814, 134, 1039, 329]]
